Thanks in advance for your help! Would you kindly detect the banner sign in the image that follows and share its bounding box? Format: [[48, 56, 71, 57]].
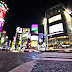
[[0, 21, 3, 32]]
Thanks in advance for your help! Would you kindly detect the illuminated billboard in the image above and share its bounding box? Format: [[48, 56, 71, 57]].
[[0, 21, 3, 32], [31, 36, 38, 41], [16, 27, 22, 33], [23, 28, 30, 33], [49, 23, 63, 35], [31, 24, 38, 31], [31, 24, 38, 28], [31, 28, 38, 31], [31, 41, 38, 47], [0, 1, 9, 19], [48, 14, 62, 23], [22, 33, 28, 40], [0, 3, 6, 18]]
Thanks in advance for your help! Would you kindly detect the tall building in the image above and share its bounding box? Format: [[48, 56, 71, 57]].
[[46, 4, 72, 47], [22, 28, 30, 49]]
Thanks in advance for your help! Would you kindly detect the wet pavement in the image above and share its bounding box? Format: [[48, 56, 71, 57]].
[[0, 52, 41, 72]]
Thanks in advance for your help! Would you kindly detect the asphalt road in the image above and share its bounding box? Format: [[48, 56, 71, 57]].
[[0, 52, 72, 72], [32, 52, 72, 72], [32, 60, 72, 72], [0, 52, 42, 72]]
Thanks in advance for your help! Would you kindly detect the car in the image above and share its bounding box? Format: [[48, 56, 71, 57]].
[[1, 47, 8, 51], [12, 50, 19, 52], [28, 49, 34, 52], [24, 49, 29, 52], [48, 45, 54, 51], [24, 48, 34, 52], [45, 47, 49, 51]]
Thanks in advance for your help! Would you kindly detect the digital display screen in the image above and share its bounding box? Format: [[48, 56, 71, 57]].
[[48, 14, 62, 23], [49, 23, 63, 35], [31, 36, 38, 41], [31, 41, 38, 47]]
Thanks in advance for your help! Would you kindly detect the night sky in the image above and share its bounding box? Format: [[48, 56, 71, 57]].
[[2, 0, 70, 40]]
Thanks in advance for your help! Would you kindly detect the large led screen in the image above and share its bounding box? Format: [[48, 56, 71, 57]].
[[31, 41, 38, 47], [31, 36, 38, 41], [49, 23, 63, 35], [48, 14, 62, 23], [31, 24, 38, 31]]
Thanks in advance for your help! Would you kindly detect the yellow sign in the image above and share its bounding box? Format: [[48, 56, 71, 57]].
[[31, 41, 38, 47]]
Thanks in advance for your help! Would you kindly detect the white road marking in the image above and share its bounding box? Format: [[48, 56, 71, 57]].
[[32, 57, 72, 61]]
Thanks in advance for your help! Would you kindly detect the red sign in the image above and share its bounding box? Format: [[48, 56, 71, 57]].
[[0, 5, 6, 19]]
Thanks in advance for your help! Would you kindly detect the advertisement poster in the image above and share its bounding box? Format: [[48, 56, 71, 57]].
[[0, 21, 3, 32], [23, 28, 30, 33], [16, 27, 22, 33], [31, 41, 38, 47], [31, 24, 38, 31], [0, 4, 6, 18]]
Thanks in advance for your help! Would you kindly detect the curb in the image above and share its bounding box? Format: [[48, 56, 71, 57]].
[[9, 60, 36, 72]]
